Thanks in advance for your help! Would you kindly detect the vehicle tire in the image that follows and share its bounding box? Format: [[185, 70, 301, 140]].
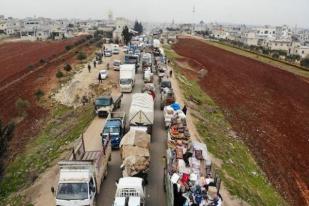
[[160, 104, 164, 110]]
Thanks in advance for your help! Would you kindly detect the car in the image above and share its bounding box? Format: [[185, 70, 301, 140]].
[[99, 70, 108, 79], [104, 49, 112, 57], [113, 60, 121, 71]]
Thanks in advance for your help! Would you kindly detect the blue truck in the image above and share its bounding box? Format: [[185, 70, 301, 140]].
[[101, 112, 126, 149]]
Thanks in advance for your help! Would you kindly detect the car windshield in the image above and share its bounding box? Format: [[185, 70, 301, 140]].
[[56, 183, 88, 200], [103, 126, 120, 134], [161, 81, 171, 88], [100, 71, 107, 74], [120, 79, 132, 85], [96, 98, 111, 106]]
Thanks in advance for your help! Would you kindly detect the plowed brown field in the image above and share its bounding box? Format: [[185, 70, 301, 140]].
[[173, 37, 309, 206], [0, 36, 94, 165]]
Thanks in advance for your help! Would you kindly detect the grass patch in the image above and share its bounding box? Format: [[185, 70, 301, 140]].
[[0, 104, 95, 204], [165, 46, 286, 206], [205, 40, 309, 78]]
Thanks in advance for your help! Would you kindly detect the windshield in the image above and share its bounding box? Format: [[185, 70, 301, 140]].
[[56, 183, 88, 200], [100, 71, 107, 75], [96, 98, 111, 106], [161, 81, 171, 88], [103, 126, 120, 134], [120, 79, 132, 85]]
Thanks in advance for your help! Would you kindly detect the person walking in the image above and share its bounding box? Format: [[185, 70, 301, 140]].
[[169, 69, 173, 77], [88, 64, 91, 72], [93, 60, 97, 68], [98, 73, 102, 83], [182, 104, 187, 115]]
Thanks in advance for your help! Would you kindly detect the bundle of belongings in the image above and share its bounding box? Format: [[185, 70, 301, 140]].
[[120, 129, 150, 178], [167, 140, 222, 206], [168, 110, 190, 141]]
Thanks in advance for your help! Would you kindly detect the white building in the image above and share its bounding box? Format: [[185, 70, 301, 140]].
[[240, 32, 259, 46], [113, 17, 129, 42]]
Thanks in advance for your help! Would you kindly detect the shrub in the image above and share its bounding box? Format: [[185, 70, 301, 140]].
[[39, 59, 46, 64], [300, 58, 309, 68], [65, 45, 73, 51], [15, 98, 30, 116], [63, 63, 72, 72], [76, 51, 87, 61], [34, 89, 44, 100], [272, 53, 279, 59], [27, 64, 34, 70], [56, 70, 64, 78]]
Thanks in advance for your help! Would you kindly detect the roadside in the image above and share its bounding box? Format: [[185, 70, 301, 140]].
[[168, 60, 249, 206], [0, 46, 120, 205], [164, 45, 286, 206]]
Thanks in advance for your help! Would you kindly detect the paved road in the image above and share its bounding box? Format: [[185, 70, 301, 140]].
[[97, 65, 167, 205]]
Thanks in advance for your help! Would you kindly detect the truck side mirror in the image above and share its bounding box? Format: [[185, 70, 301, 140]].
[[51, 186, 55, 195]]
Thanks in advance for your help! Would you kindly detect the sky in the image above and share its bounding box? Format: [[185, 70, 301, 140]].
[[0, 0, 308, 28]]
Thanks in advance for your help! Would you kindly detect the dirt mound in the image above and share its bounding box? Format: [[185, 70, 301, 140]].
[[173, 37, 309, 206]]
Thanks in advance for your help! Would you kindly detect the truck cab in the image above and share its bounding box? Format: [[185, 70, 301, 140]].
[[55, 168, 96, 206], [113, 177, 145, 206], [94, 95, 122, 118], [102, 120, 124, 149]]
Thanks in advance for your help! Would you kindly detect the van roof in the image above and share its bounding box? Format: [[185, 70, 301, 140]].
[[118, 177, 143, 188]]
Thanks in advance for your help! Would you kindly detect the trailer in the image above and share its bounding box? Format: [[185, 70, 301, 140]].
[[128, 93, 154, 134]]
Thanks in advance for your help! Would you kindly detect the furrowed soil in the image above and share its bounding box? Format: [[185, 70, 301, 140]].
[[0, 36, 95, 168], [172, 37, 309, 206]]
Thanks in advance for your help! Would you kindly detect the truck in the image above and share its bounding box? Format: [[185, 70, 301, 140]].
[[52, 136, 112, 206], [101, 112, 126, 149], [141, 53, 152, 69], [113, 177, 146, 206], [94, 94, 123, 118], [119, 129, 150, 182], [113, 129, 150, 205], [120, 64, 136, 93], [125, 54, 139, 69], [128, 93, 154, 134]]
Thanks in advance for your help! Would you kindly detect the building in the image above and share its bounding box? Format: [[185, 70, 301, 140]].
[[240, 32, 259, 46], [266, 39, 292, 51], [113, 17, 129, 43]]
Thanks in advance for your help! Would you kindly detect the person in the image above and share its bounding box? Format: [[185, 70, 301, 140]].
[[169, 69, 173, 77], [93, 60, 97, 68], [182, 104, 187, 115], [98, 73, 102, 83], [88, 64, 91, 72], [107, 63, 110, 70]]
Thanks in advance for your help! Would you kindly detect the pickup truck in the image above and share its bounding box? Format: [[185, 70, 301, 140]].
[[94, 94, 123, 118], [113, 177, 146, 206], [101, 112, 126, 149], [52, 136, 111, 206]]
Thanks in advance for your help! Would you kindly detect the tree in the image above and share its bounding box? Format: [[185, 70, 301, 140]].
[[34, 89, 45, 101], [122, 26, 133, 45], [133, 21, 143, 34], [300, 57, 309, 68], [76, 51, 87, 61]]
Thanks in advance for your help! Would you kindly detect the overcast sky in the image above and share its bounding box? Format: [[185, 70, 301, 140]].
[[1, 0, 308, 28]]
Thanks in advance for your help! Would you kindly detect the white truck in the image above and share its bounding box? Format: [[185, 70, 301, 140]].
[[120, 64, 136, 93], [113, 177, 146, 206], [52, 136, 112, 206], [128, 93, 154, 134]]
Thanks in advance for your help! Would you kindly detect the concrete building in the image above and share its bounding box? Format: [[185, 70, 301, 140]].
[[113, 17, 129, 43], [240, 32, 259, 46]]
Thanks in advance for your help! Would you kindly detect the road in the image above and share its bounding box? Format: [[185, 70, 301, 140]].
[[97, 64, 167, 206]]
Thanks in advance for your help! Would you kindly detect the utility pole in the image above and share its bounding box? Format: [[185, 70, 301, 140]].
[[192, 5, 195, 35]]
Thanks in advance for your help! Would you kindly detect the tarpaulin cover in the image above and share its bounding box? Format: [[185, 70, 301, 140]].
[[170, 102, 181, 111]]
